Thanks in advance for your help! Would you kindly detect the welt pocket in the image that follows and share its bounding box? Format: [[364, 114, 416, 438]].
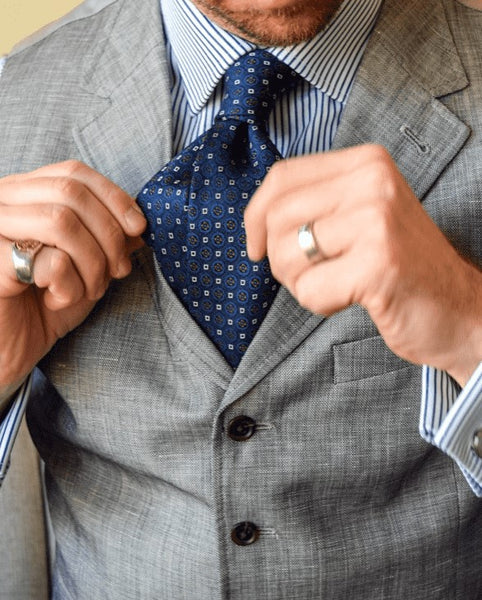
[[333, 335, 411, 383]]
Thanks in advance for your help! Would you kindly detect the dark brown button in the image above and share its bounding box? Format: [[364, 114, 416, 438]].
[[231, 521, 260, 546], [472, 429, 482, 458], [227, 415, 256, 441]]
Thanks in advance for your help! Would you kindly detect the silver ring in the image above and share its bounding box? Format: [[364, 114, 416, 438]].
[[11, 240, 43, 284], [297, 223, 320, 260]]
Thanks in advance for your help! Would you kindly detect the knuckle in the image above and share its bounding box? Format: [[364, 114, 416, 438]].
[[49, 250, 72, 278], [53, 176, 84, 202], [367, 164, 394, 198], [54, 287, 77, 308], [368, 143, 389, 159], [361, 143, 391, 165], [364, 150, 399, 202], [364, 286, 393, 321], [59, 159, 86, 177], [48, 203, 78, 234], [293, 281, 314, 312], [379, 173, 399, 204]]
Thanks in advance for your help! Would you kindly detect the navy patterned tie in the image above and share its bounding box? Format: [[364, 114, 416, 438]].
[[137, 50, 299, 367]]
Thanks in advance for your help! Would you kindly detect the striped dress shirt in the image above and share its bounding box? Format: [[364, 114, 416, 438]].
[[0, 0, 481, 495]]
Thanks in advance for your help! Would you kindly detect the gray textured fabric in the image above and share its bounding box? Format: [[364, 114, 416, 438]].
[[0, 0, 481, 598]]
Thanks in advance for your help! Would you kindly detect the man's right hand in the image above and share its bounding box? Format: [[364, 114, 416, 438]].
[[0, 160, 147, 400]]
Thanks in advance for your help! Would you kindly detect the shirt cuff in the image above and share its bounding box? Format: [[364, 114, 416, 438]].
[[420, 362, 482, 496], [0, 374, 32, 485]]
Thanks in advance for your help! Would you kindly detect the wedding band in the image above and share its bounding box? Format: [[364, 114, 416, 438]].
[[11, 240, 43, 284], [297, 223, 320, 259]]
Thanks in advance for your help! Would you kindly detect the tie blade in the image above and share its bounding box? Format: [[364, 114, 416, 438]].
[[137, 49, 298, 366]]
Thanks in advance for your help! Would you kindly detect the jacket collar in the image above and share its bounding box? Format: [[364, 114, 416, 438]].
[[74, 0, 173, 197]]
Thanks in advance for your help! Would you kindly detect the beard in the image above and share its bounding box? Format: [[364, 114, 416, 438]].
[[192, 0, 345, 46]]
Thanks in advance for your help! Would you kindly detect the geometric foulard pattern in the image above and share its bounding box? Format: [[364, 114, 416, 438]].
[[137, 50, 299, 367]]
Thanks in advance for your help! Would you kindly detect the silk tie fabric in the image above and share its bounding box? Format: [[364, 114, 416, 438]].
[[138, 50, 299, 367]]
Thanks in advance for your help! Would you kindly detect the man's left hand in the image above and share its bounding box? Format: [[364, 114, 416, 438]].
[[245, 144, 481, 386]]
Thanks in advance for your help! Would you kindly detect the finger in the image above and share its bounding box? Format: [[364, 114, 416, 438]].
[[2, 160, 147, 237], [0, 237, 31, 296], [263, 144, 390, 196], [291, 253, 363, 316], [0, 204, 109, 300], [0, 178, 135, 279], [265, 217, 336, 290], [246, 143, 387, 229], [0, 237, 86, 309], [33, 246, 86, 310], [246, 162, 383, 262]]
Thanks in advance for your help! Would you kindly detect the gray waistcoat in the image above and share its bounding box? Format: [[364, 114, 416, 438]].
[[0, 0, 480, 598]]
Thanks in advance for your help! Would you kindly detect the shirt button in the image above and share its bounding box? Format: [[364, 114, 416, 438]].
[[231, 521, 260, 546], [227, 415, 257, 441], [472, 429, 482, 458]]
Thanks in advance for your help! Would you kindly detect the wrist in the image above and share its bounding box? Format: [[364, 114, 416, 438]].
[[445, 260, 482, 386]]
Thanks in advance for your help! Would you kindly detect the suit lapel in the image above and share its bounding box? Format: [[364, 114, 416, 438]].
[[331, 0, 470, 199], [73, 0, 173, 197], [225, 0, 471, 402]]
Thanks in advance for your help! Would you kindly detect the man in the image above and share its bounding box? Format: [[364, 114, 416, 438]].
[[0, 0, 480, 598]]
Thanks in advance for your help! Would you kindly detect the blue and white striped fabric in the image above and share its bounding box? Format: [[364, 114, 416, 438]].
[[421, 363, 482, 495], [163, 0, 382, 157], [0, 0, 480, 497]]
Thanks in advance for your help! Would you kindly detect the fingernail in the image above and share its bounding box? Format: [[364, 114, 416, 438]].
[[125, 205, 147, 231]]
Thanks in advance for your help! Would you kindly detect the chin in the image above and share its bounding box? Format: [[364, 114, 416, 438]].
[[237, 19, 326, 46], [194, 0, 343, 46]]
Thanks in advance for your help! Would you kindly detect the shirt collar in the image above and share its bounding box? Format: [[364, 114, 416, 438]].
[[160, 0, 382, 113]]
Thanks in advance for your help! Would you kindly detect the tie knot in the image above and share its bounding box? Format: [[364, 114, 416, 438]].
[[218, 49, 299, 124]]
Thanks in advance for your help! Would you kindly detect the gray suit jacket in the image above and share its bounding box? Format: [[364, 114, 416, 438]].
[[0, 0, 480, 598]]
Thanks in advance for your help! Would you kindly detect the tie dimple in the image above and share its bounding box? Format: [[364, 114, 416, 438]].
[[137, 50, 299, 367]]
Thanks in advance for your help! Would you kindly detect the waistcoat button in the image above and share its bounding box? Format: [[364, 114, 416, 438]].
[[227, 415, 257, 441], [473, 429, 482, 458], [231, 521, 260, 546]]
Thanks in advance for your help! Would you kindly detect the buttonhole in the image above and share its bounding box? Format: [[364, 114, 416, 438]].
[[400, 125, 430, 154], [255, 422, 275, 431], [259, 527, 278, 538]]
